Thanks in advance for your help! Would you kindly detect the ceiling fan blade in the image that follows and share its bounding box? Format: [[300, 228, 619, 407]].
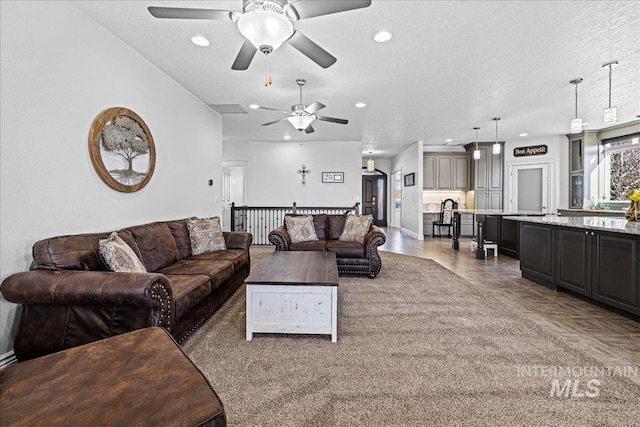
[[289, 0, 371, 20], [304, 124, 315, 134], [258, 106, 289, 113], [316, 115, 348, 125], [231, 40, 257, 70], [148, 7, 235, 20], [287, 31, 337, 68], [262, 118, 287, 126], [304, 101, 326, 114]]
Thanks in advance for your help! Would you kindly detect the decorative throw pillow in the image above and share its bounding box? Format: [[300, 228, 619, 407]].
[[339, 214, 373, 244], [187, 217, 226, 255], [285, 215, 319, 244], [99, 232, 147, 273]]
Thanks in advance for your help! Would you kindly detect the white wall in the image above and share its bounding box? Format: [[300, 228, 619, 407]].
[[504, 135, 568, 212], [391, 141, 424, 239], [0, 1, 223, 355], [224, 140, 362, 207]]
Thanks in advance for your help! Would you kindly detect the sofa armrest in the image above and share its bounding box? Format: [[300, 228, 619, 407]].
[[223, 231, 252, 252], [364, 225, 386, 248], [268, 225, 291, 250], [1, 270, 174, 327]]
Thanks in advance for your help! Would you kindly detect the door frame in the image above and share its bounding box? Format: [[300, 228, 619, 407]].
[[391, 168, 402, 228], [508, 161, 552, 213]]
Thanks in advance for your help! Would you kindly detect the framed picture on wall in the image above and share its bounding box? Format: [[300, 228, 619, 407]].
[[322, 172, 344, 183], [404, 173, 415, 187]]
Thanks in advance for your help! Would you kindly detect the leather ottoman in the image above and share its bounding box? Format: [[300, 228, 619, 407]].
[[0, 327, 226, 426]]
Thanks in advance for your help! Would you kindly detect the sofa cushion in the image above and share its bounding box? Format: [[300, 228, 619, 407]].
[[99, 232, 147, 273], [284, 214, 327, 239], [326, 240, 367, 258], [31, 233, 110, 271], [157, 260, 234, 290], [187, 249, 248, 272], [285, 215, 319, 243], [289, 239, 328, 251], [129, 223, 181, 272], [187, 217, 226, 255], [166, 219, 193, 259], [327, 215, 347, 240], [164, 274, 211, 319], [116, 229, 144, 262], [339, 215, 373, 244]]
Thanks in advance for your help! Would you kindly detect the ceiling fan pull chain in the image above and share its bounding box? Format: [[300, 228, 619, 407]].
[[264, 54, 272, 87]]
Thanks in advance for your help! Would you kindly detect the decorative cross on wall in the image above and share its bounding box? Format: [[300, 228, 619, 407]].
[[297, 164, 311, 186]]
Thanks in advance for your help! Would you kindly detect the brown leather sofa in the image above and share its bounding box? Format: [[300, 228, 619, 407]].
[[0, 218, 252, 361], [268, 214, 386, 278]]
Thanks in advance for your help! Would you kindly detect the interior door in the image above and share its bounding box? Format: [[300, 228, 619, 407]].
[[362, 172, 388, 226], [510, 163, 549, 213], [221, 167, 231, 231], [362, 175, 376, 217]]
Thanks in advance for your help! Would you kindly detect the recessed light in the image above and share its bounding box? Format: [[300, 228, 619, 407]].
[[445, 139, 453, 143], [355, 102, 366, 108], [519, 133, 528, 137], [249, 104, 259, 109], [283, 135, 291, 140], [373, 31, 392, 43], [190, 36, 210, 47]]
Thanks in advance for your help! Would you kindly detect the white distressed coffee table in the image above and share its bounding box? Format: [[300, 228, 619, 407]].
[[245, 251, 339, 342]]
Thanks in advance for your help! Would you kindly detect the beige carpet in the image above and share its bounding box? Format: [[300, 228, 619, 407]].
[[184, 247, 640, 426]]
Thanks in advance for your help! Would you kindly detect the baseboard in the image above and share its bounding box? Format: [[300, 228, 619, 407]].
[[401, 228, 421, 240], [0, 350, 17, 369]]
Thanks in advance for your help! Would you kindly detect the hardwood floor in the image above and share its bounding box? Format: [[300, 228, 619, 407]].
[[379, 227, 640, 385]]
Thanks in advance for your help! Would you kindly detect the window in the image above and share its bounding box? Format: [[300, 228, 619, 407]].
[[602, 134, 640, 202]]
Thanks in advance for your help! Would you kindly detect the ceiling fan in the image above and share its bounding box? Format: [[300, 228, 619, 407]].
[[259, 78, 348, 133], [148, 0, 372, 71]]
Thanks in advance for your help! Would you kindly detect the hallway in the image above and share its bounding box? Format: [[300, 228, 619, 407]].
[[379, 227, 640, 384]]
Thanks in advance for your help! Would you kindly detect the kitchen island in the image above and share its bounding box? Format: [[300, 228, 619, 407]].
[[452, 209, 546, 259], [505, 215, 640, 317]]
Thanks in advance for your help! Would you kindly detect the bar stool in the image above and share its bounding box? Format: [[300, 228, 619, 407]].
[[470, 239, 498, 257]]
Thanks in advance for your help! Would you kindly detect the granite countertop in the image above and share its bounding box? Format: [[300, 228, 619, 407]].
[[457, 209, 546, 216], [503, 215, 640, 236]]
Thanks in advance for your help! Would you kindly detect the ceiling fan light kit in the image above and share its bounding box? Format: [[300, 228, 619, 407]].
[[237, 7, 293, 54], [260, 78, 349, 134], [148, 0, 371, 72]]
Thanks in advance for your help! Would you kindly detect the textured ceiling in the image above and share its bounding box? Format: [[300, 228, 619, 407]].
[[72, 1, 640, 157]]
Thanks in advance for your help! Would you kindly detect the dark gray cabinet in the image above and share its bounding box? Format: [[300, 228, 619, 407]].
[[465, 142, 503, 209], [522, 223, 640, 316], [423, 153, 469, 190]]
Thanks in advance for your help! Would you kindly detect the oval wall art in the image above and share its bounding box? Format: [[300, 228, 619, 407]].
[[89, 107, 156, 193]]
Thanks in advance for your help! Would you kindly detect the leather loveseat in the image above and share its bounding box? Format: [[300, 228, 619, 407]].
[[0, 218, 252, 361], [268, 214, 386, 278]]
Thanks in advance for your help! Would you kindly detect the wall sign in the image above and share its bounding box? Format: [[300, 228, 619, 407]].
[[513, 144, 548, 157], [322, 172, 344, 183]]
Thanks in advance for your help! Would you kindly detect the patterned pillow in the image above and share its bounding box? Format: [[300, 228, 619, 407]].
[[339, 214, 373, 244], [99, 232, 147, 273], [285, 215, 319, 244], [187, 217, 227, 255]]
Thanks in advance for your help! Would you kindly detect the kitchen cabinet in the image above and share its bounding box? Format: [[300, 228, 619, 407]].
[[423, 153, 469, 190], [521, 221, 640, 316], [464, 142, 504, 209], [423, 213, 439, 236], [566, 131, 599, 209]]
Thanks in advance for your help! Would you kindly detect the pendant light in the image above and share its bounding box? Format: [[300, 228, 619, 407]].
[[367, 145, 375, 171], [569, 78, 583, 133], [473, 127, 481, 160], [603, 60, 619, 125], [492, 117, 501, 155]]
